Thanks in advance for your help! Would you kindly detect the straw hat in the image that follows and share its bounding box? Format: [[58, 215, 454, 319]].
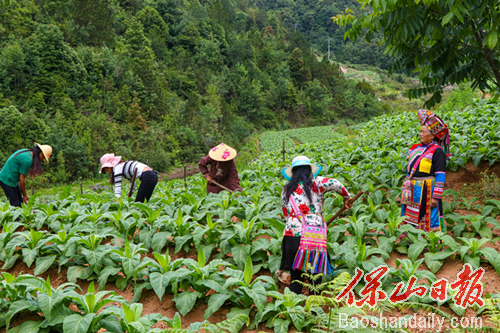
[[281, 156, 322, 181], [209, 143, 237, 162], [34, 143, 52, 164], [99, 153, 122, 173]]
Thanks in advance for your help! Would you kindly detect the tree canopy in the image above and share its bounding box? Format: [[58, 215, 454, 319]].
[[334, 0, 500, 106]]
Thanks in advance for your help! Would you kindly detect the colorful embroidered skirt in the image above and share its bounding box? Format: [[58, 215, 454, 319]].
[[280, 235, 334, 275], [401, 177, 443, 232], [293, 224, 334, 275]]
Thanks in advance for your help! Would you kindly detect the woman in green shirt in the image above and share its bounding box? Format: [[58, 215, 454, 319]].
[[0, 143, 52, 207]]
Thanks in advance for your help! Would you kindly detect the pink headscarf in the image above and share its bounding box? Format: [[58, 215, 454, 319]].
[[99, 153, 122, 173]]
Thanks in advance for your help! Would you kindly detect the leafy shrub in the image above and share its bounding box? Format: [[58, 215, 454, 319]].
[[394, 73, 407, 84], [355, 80, 375, 96], [438, 85, 480, 112], [482, 172, 500, 199]]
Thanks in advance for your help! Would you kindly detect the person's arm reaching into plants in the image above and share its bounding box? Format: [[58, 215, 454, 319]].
[[198, 155, 212, 183], [19, 174, 28, 204], [18, 153, 33, 205], [317, 176, 352, 210]]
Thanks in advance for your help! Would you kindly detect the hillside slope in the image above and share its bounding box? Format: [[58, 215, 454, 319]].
[[0, 0, 389, 187]]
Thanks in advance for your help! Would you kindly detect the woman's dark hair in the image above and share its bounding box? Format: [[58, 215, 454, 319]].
[[13, 147, 44, 178], [284, 165, 313, 204]]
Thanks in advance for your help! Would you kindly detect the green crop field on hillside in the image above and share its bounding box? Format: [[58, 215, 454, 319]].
[[259, 126, 345, 152], [2, 100, 500, 332]]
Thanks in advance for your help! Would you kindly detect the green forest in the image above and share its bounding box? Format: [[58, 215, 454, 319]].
[[0, 0, 391, 185]]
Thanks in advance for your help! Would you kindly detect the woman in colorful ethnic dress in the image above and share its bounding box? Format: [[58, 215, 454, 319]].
[[280, 156, 352, 294], [401, 109, 450, 232]]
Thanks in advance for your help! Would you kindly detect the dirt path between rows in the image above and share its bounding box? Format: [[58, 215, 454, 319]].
[[160, 164, 199, 181]]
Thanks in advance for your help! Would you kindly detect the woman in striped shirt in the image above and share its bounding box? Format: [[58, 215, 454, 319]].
[[99, 153, 158, 203]]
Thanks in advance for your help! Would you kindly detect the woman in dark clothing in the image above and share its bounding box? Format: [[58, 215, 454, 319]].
[[401, 109, 449, 232], [0, 143, 52, 207], [198, 143, 242, 194]]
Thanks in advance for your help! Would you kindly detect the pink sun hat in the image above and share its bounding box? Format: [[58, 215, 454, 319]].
[[208, 143, 237, 161], [99, 153, 122, 173]]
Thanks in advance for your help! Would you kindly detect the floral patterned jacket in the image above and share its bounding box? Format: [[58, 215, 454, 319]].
[[281, 176, 350, 237]]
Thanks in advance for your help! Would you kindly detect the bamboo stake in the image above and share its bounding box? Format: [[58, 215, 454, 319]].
[[281, 138, 286, 162], [326, 190, 364, 225], [128, 168, 138, 198], [184, 165, 187, 189]]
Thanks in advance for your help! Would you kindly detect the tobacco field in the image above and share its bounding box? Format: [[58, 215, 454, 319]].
[[2, 99, 500, 332]]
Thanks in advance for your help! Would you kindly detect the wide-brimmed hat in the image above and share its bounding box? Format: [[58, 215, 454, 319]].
[[34, 143, 52, 164], [99, 153, 122, 173], [281, 156, 322, 181], [209, 143, 237, 162]]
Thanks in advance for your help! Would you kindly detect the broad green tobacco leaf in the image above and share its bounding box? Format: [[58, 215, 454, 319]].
[[34, 255, 57, 276], [174, 291, 202, 316], [273, 318, 290, 333], [232, 245, 251, 269], [204, 293, 231, 320], [7, 320, 42, 333], [63, 314, 95, 333], [242, 282, 266, 311], [67, 266, 93, 283], [149, 272, 170, 301]]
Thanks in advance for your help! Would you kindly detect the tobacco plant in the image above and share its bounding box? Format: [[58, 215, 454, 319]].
[[141, 251, 186, 301], [450, 213, 499, 239], [172, 251, 231, 316], [9, 229, 48, 268], [110, 240, 150, 289], [458, 237, 492, 269], [219, 216, 274, 269], [217, 256, 277, 319]]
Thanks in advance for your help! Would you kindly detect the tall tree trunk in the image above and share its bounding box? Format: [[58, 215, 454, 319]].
[[471, 21, 500, 88]]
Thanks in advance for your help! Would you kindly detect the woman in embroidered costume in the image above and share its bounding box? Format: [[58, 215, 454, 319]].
[[401, 109, 450, 232], [279, 156, 351, 294]]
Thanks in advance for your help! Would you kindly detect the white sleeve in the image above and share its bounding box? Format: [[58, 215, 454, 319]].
[[113, 164, 124, 198]]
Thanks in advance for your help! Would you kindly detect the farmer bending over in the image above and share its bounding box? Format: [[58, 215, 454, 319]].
[[198, 143, 242, 195], [99, 153, 158, 203], [0, 143, 52, 207]]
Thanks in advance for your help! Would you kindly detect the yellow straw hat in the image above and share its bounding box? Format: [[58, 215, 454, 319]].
[[208, 143, 237, 161], [35, 143, 52, 164]]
